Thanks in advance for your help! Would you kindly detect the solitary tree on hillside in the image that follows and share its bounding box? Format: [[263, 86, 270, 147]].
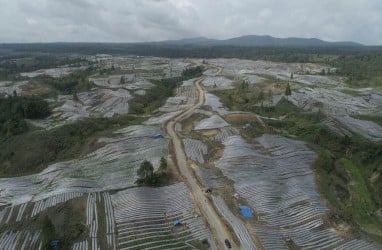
[[159, 156, 167, 171], [137, 160, 154, 180], [268, 89, 273, 103], [120, 75, 125, 84], [285, 82, 292, 96]]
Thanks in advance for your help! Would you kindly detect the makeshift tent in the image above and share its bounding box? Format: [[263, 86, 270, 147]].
[[173, 219, 182, 226], [239, 205, 253, 218]]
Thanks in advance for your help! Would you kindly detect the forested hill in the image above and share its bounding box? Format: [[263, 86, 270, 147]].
[[145, 35, 362, 47]]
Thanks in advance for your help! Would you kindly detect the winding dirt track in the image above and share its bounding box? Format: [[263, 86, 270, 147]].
[[164, 69, 238, 249]]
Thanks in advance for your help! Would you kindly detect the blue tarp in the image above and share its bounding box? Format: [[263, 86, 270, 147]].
[[239, 205, 253, 218], [50, 240, 60, 247], [173, 219, 181, 226], [152, 134, 163, 139]]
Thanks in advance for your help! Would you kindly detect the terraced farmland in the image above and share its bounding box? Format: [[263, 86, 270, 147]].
[[183, 138, 208, 164], [215, 134, 378, 249], [0, 230, 41, 249], [0, 125, 167, 206], [111, 182, 215, 250]]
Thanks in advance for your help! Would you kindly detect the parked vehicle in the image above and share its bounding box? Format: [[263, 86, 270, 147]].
[[224, 239, 232, 249]]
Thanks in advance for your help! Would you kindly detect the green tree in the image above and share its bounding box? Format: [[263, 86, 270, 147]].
[[257, 90, 265, 101], [42, 216, 56, 249], [285, 82, 292, 96], [120, 75, 125, 84], [268, 89, 273, 101], [137, 160, 154, 180], [159, 156, 167, 171]]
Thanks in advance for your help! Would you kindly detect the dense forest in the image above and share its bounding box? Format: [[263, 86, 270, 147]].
[[0, 95, 50, 136], [0, 53, 87, 80]]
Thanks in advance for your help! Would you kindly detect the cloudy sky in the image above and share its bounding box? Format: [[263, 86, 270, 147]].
[[0, 0, 381, 45]]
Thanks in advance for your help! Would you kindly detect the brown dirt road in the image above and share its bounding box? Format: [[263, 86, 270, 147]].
[[164, 72, 239, 249]]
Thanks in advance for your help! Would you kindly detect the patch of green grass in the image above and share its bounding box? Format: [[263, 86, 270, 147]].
[[338, 159, 375, 221]]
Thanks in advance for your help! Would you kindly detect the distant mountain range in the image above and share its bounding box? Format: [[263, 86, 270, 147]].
[[143, 35, 362, 47]]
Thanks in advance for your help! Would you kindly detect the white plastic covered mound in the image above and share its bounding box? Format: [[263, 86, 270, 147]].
[[183, 138, 208, 164], [159, 96, 192, 112], [0, 230, 41, 249], [241, 74, 264, 84], [202, 76, 233, 89], [144, 110, 182, 125], [0, 125, 167, 206], [90, 74, 136, 88], [288, 87, 379, 116], [111, 182, 216, 250], [337, 115, 382, 141], [20, 66, 86, 78], [194, 166, 223, 188], [214, 134, 376, 249], [34, 89, 132, 129], [194, 115, 229, 130], [294, 74, 342, 86], [0, 81, 28, 96], [159, 80, 197, 113], [204, 93, 229, 115], [206, 58, 334, 81]]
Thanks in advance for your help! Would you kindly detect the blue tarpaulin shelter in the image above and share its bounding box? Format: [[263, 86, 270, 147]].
[[173, 219, 182, 226], [50, 240, 60, 247], [152, 133, 163, 139], [239, 205, 253, 218]]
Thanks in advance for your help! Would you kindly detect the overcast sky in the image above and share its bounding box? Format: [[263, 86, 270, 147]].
[[0, 0, 381, 45]]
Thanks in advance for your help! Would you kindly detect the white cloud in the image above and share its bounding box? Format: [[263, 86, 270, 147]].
[[0, 0, 380, 44]]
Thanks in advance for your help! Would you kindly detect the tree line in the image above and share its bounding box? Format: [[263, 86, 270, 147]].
[[0, 95, 50, 136]]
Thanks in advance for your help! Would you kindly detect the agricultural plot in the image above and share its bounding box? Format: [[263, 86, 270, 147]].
[[206, 58, 338, 84], [336, 115, 382, 141], [289, 87, 381, 116], [182, 138, 207, 164], [0, 80, 28, 96], [211, 127, 239, 142], [31, 192, 84, 217], [239, 73, 264, 85], [293, 74, 343, 86], [194, 115, 229, 130], [287, 88, 382, 140], [159, 79, 198, 113], [103, 192, 117, 250], [20, 66, 87, 78], [204, 93, 229, 115], [145, 111, 182, 125], [0, 230, 41, 250], [211, 196, 256, 250], [194, 166, 223, 188], [0, 125, 167, 206], [159, 96, 193, 113], [72, 240, 89, 250], [90, 74, 136, 88], [111, 182, 215, 250], [87, 193, 99, 250], [33, 88, 132, 129], [201, 76, 233, 90], [215, 134, 375, 249]]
